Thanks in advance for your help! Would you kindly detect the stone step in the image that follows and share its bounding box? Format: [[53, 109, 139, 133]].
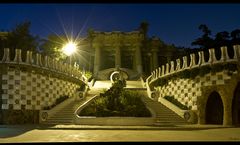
[[141, 95, 187, 125], [43, 122, 73, 125], [43, 95, 97, 124], [46, 119, 73, 122]]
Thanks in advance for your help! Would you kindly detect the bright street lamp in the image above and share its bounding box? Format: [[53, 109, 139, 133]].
[[62, 41, 77, 65]]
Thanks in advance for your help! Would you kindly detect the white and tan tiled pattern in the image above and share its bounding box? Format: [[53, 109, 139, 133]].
[[155, 71, 237, 111], [1, 69, 80, 110]]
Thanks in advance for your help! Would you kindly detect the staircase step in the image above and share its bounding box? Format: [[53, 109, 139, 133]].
[[141, 95, 188, 125]]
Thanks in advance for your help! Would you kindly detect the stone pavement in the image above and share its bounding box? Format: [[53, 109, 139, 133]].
[[0, 124, 240, 142]]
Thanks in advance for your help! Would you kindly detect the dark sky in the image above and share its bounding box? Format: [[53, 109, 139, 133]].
[[0, 3, 240, 48]]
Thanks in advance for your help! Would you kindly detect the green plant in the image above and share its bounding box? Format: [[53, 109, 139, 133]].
[[77, 85, 86, 91], [79, 80, 151, 117], [3, 110, 39, 124], [84, 71, 93, 81]]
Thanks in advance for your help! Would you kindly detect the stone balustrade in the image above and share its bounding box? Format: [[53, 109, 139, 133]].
[[0, 48, 87, 83], [149, 45, 240, 83]]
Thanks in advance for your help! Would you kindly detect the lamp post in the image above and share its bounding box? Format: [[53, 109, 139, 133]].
[[62, 41, 77, 66]]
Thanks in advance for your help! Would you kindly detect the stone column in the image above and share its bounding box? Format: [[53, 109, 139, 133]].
[[135, 44, 142, 74], [94, 44, 101, 76], [115, 44, 121, 69], [152, 49, 158, 70]]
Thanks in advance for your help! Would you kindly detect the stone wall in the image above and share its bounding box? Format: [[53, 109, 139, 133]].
[[154, 70, 238, 111], [146, 45, 240, 125], [1, 66, 79, 110], [0, 48, 87, 124]]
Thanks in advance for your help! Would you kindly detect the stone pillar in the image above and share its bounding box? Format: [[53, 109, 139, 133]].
[[158, 67, 161, 77], [182, 56, 188, 69], [197, 51, 204, 66], [161, 65, 165, 76], [14, 49, 22, 63], [208, 48, 217, 64], [135, 44, 142, 74], [233, 45, 240, 60], [26, 51, 32, 64], [165, 63, 169, 74], [115, 45, 121, 69], [2, 48, 10, 62], [152, 49, 158, 70], [220, 46, 229, 62], [189, 53, 196, 68], [94, 44, 101, 76], [36, 53, 42, 66], [176, 59, 181, 71], [170, 61, 174, 73], [44, 56, 49, 67]]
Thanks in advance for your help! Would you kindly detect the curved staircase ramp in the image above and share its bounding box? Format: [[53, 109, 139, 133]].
[[42, 95, 97, 125], [140, 92, 188, 125], [43, 80, 187, 125]]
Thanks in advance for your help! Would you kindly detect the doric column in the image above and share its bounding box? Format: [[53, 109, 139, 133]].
[[135, 44, 142, 74], [94, 44, 101, 76], [115, 44, 121, 69], [152, 49, 158, 70]]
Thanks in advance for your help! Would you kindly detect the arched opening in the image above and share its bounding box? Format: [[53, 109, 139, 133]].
[[232, 82, 240, 126], [205, 91, 223, 124]]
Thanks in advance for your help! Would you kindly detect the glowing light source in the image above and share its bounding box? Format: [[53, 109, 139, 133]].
[[62, 41, 77, 56]]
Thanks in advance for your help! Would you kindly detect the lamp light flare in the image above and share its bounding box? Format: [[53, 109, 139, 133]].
[[62, 41, 77, 56]]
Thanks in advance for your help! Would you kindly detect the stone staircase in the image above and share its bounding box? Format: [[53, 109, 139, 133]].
[[43, 94, 97, 125], [140, 92, 188, 125], [43, 80, 188, 126]]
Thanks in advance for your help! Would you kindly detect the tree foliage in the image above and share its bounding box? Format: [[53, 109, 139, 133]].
[[191, 24, 214, 49], [39, 34, 68, 61], [191, 24, 240, 49], [1, 21, 39, 60]]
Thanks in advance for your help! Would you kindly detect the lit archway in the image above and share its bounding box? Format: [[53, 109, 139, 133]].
[[205, 91, 224, 124]]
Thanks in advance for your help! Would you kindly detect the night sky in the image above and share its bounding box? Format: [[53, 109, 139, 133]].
[[0, 3, 240, 48]]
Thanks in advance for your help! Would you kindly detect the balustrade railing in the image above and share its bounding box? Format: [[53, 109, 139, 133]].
[[0, 48, 87, 83], [149, 45, 240, 84]]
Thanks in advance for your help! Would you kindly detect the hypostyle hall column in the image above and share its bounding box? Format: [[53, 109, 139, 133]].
[[94, 44, 101, 76], [135, 43, 142, 74], [115, 44, 121, 69]]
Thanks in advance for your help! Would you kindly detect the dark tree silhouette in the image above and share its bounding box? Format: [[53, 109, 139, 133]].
[[214, 31, 230, 48], [231, 29, 240, 45], [191, 24, 214, 49], [5, 21, 39, 60]]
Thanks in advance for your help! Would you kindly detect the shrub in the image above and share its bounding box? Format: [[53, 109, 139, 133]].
[[79, 80, 151, 117], [3, 110, 39, 124]]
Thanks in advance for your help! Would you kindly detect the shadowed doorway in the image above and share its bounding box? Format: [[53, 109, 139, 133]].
[[205, 91, 223, 124]]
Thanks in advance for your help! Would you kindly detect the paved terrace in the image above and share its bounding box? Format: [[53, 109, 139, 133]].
[[0, 125, 240, 142]]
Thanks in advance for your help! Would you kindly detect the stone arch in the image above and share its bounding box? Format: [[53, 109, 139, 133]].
[[232, 82, 240, 126], [205, 91, 224, 124]]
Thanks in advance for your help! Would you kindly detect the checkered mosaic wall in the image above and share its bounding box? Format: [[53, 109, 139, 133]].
[[154, 71, 237, 111], [1, 68, 79, 110]]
